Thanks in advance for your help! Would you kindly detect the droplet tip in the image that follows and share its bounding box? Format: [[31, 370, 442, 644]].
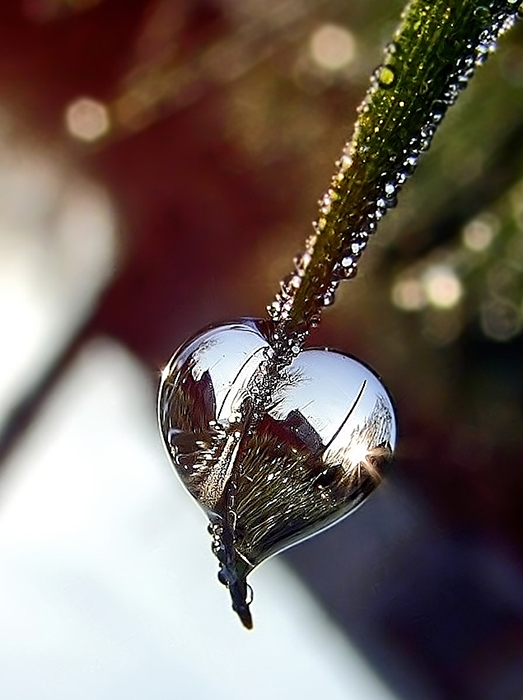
[[236, 606, 253, 630]]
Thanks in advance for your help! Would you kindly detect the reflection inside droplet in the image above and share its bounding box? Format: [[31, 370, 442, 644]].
[[158, 319, 396, 627]]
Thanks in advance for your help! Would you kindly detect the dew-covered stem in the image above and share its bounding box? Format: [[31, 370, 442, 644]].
[[268, 0, 520, 345]]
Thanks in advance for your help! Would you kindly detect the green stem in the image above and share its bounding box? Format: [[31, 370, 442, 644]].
[[268, 0, 520, 344]]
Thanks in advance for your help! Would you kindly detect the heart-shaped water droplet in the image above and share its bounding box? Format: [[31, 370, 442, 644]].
[[158, 318, 396, 628]]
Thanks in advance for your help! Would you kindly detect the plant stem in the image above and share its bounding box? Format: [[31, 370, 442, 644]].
[[268, 0, 520, 345]]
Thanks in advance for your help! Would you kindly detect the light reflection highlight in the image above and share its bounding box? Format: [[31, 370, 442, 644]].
[[65, 97, 111, 142], [309, 24, 357, 71], [391, 277, 426, 311], [422, 264, 462, 309]]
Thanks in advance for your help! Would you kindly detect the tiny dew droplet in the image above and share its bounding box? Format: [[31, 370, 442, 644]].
[[377, 64, 396, 88], [384, 182, 396, 196]]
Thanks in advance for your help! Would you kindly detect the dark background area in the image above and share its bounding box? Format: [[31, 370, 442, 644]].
[[1, 1, 523, 699]]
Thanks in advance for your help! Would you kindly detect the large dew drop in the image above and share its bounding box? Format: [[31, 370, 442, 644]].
[[158, 319, 396, 628]]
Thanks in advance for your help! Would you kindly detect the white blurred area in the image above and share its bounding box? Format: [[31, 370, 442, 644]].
[[0, 339, 400, 700], [0, 119, 117, 424]]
